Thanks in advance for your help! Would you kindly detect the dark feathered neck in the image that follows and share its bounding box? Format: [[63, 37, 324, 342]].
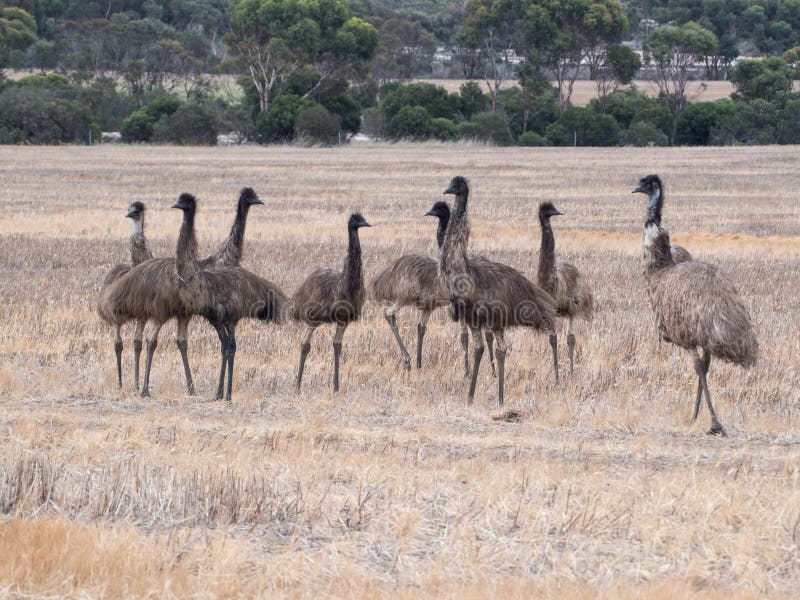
[[440, 190, 470, 280], [129, 217, 152, 266], [537, 216, 556, 293], [176, 206, 200, 283], [214, 197, 252, 267], [643, 223, 675, 274], [343, 224, 363, 293], [645, 186, 664, 228], [436, 212, 450, 249]]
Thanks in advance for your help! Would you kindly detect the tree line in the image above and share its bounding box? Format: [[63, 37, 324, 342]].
[[1, 0, 800, 146]]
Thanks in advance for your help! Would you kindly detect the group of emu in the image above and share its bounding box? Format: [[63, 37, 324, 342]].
[[98, 175, 758, 437]]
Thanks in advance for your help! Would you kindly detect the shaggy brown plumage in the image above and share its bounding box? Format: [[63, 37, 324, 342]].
[[101, 187, 264, 397], [369, 201, 495, 374], [292, 212, 371, 392], [172, 193, 287, 403], [97, 201, 152, 389], [440, 176, 557, 405], [634, 174, 758, 436], [537, 202, 593, 374]]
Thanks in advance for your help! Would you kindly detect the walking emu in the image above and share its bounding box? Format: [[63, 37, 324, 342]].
[[633, 174, 757, 436], [537, 202, 593, 373], [171, 193, 287, 403], [292, 213, 371, 392], [369, 200, 495, 373], [102, 187, 264, 396], [97, 201, 152, 389], [440, 176, 557, 405]]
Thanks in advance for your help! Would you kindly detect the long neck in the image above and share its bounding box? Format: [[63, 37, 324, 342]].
[[176, 208, 200, 286], [440, 192, 469, 282], [646, 186, 663, 227], [215, 200, 250, 267], [643, 222, 675, 275], [436, 214, 449, 249], [537, 216, 556, 293], [129, 217, 152, 265], [343, 225, 363, 293]]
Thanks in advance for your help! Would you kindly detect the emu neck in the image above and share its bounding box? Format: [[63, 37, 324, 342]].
[[537, 217, 556, 294], [643, 223, 675, 275], [436, 214, 449, 249], [343, 225, 363, 293], [440, 191, 469, 283], [646, 187, 663, 227], [215, 200, 251, 267], [129, 218, 152, 266], [176, 208, 200, 288]]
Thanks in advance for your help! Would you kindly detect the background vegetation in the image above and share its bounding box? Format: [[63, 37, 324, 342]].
[[2, 0, 800, 145]]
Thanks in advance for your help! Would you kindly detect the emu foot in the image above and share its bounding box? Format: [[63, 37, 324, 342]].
[[707, 419, 727, 437]]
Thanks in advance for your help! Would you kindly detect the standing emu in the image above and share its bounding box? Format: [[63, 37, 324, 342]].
[[97, 201, 152, 389], [171, 193, 287, 403], [102, 187, 264, 397], [292, 213, 371, 392], [369, 200, 495, 373], [440, 176, 557, 405], [537, 202, 594, 373], [633, 174, 758, 436]]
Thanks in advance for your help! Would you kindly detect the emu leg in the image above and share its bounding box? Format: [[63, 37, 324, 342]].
[[460, 321, 470, 377], [416, 310, 431, 370], [212, 323, 228, 401], [133, 319, 145, 392], [699, 351, 726, 436], [332, 323, 347, 393], [140, 321, 162, 398], [225, 326, 236, 403], [113, 325, 123, 388], [567, 316, 576, 374], [549, 333, 559, 384], [385, 308, 411, 371], [295, 325, 316, 391], [467, 325, 484, 405], [691, 349, 710, 422], [494, 331, 506, 406], [176, 317, 195, 395], [485, 331, 496, 377]]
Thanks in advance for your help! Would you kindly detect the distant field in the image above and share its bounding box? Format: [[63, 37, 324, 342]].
[[0, 144, 799, 597]]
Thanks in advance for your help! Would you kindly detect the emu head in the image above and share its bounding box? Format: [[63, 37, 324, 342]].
[[538, 202, 563, 221], [239, 186, 264, 207], [443, 176, 468, 196], [425, 201, 450, 221], [126, 201, 145, 220], [348, 213, 371, 230], [632, 174, 663, 206], [171, 193, 197, 213]]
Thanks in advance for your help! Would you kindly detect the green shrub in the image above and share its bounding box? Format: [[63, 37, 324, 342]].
[[387, 105, 431, 140], [121, 109, 156, 142], [623, 121, 669, 147], [545, 107, 621, 146], [360, 106, 383, 138], [153, 102, 219, 145], [675, 99, 735, 145], [0, 85, 99, 144], [380, 83, 459, 121], [518, 131, 547, 146], [429, 117, 458, 141], [459, 111, 513, 146], [254, 95, 312, 143], [295, 104, 341, 145]]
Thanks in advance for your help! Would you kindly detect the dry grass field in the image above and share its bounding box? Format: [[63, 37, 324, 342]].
[[0, 144, 799, 598]]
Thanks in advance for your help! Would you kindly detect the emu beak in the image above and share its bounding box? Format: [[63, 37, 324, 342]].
[[362, 221, 372, 228], [553, 208, 564, 216], [424, 210, 436, 217], [171, 202, 181, 209], [125, 209, 137, 219], [252, 197, 264, 205], [632, 185, 644, 193], [443, 184, 457, 195]]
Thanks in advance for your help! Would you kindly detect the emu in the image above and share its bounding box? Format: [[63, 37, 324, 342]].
[[633, 174, 758, 436], [537, 202, 594, 373], [292, 213, 371, 392], [440, 176, 557, 405], [171, 193, 287, 403], [369, 200, 495, 374], [103, 187, 263, 397], [97, 201, 152, 389]]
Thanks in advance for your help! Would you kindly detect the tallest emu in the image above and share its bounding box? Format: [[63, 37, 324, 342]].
[[634, 174, 758, 436]]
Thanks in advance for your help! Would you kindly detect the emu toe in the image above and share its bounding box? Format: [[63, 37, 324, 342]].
[[708, 419, 727, 437]]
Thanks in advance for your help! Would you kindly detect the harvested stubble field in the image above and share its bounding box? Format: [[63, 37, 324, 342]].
[[0, 144, 799, 598]]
